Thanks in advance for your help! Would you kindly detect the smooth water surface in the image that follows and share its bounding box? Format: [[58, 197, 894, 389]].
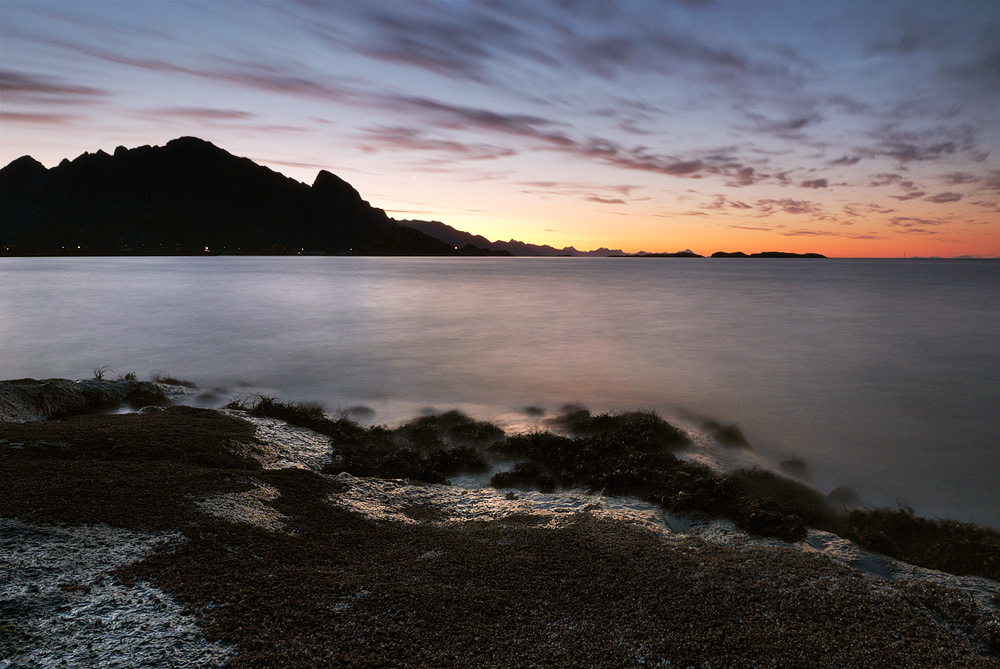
[[2, 256, 997, 526]]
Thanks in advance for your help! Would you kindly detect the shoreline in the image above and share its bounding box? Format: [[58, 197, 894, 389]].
[[2, 378, 999, 666]]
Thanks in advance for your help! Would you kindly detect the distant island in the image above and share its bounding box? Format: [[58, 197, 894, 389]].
[[610, 250, 703, 257], [607, 250, 827, 258], [0, 137, 824, 258], [711, 251, 827, 258]]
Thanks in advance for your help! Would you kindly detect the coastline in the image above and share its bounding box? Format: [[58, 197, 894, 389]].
[[2, 378, 998, 667]]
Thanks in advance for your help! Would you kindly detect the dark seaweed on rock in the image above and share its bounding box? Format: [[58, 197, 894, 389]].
[[545, 408, 690, 448], [0, 406, 259, 470], [397, 410, 505, 446], [0, 407, 261, 530], [703, 419, 751, 447], [233, 397, 491, 484], [848, 506, 1000, 582], [490, 412, 818, 542], [0, 378, 170, 422], [728, 468, 841, 533]]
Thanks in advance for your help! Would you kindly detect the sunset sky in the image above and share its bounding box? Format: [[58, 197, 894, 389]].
[[2, 0, 998, 257]]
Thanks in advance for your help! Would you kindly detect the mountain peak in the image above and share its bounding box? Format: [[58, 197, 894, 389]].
[[166, 136, 219, 150], [1, 155, 47, 176], [312, 169, 363, 204]]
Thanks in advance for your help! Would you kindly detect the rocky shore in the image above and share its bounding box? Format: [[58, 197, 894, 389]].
[[1, 379, 998, 667]]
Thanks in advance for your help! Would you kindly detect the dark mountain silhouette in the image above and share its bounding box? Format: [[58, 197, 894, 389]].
[[399, 219, 625, 257], [0, 137, 501, 256]]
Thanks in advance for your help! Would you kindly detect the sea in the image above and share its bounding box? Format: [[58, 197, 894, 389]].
[[1, 256, 997, 527]]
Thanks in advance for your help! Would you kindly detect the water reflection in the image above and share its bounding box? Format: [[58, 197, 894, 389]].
[[0, 256, 997, 526]]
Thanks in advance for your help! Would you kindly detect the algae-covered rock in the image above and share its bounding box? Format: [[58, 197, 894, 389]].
[[0, 378, 170, 422]]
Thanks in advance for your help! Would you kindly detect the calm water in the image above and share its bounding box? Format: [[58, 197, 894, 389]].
[[2, 257, 997, 526]]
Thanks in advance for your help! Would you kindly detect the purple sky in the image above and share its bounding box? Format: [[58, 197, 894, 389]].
[[2, 0, 998, 256]]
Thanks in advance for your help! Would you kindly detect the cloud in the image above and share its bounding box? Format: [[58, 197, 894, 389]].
[[843, 203, 896, 217], [391, 100, 764, 183], [778, 229, 883, 240], [144, 107, 256, 120], [518, 181, 640, 196], [704, 195, 752, 210], [868, 16, 951, 56], [890, 191, 927, 201], [334, 1, 537, 83], [50, 41, 362, 103], [0, 70, 108, 103], [889, 216, 948, 234], [941, 171, 978, 185], [799, 179, 828, 189], [981, 170, 1000, 192], [755, 198, 821, 216], [384, 94, 565, 138], [0, 111, 83, 124], [945, 40, 1000, 93], [727, 225, 775, 232], [869, 173, 905, 187], [865, 124, 980, 163], [740, 112, 822, 137], [825, 96, 871, 116], [830, 155, 862, 166], [924, 192, 963, 203], [358, 126, 516, 161], [586, 196, 627, 205]]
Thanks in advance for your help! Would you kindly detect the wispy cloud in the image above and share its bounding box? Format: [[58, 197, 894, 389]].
[[889, 216, 949, 234], [586, 195, 627, 205], [830, 155, 862, 166], [941, 171, 978, 185], [864, 124, 980, 163], [0, 70, 108, 104], [799, 179, 829, 189], [890, 191, 927, 201], [144, 107, 256, 120], [358, 125, 516, 161], [924, 192, 964, 203], [0, 111, 83, 124], [843, 203, 896, 217], [755, 198, 822, 216]]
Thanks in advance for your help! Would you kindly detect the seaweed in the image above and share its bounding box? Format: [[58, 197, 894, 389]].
[[545, 408, 690, 449], [848, 506, 1000, 582], [151, 374, 199, 388], [488, 413, 815, 542], [491, 462, 557, 493], [726, 468, 841, 533], [0, 611, 22, 658], [703, 420, 751, 447], [0, 406, 260, 471], [396, 410, 505, 447], [232, 399, 494, 484]]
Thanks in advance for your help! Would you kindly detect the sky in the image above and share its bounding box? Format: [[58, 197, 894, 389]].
[[1, 0, 998, 257]]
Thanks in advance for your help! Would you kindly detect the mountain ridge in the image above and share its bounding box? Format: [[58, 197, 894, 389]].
[[0, 137, 502, 256]]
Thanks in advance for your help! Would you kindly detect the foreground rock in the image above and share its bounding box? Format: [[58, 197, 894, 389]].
[[1, 381, 998, 667], [0, 378, 169, 422]]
